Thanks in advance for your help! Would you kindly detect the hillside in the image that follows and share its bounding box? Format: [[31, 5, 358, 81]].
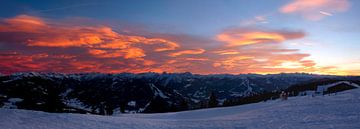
[[1, 72, 359, 114], [1, 88, 360, 129]]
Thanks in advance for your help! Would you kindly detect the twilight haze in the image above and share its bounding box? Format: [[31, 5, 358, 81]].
[[0, 0, 359, 75]]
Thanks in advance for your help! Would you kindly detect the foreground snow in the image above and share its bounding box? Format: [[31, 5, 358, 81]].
[[1, 89, 360, 129]]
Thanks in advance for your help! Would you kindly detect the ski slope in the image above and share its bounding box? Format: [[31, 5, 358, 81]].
[[1, 89, 360, 129]]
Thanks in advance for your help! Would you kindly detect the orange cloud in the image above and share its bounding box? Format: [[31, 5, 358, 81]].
[[123, 48, 146, 59], [0, 15, 47, 33], [210, 27, 323, 74], [216, 28, 304, 46], [169, 49, 205, 57], [184, 58, 209, 61], [0, 15, 356, 75], [280, 0, 350, 20], [88, 49, 123, 58], [0, 51, 77, 74], [212, 56, 254, 70], [0, 15, 184, 74], [0, 15, 183, 66], [213, 50, 240, 55], [141, 38, 179, 52]]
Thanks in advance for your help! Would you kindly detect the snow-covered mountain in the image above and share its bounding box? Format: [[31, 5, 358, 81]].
[[0, 72, 359, 114], [1, 87, 360, 129]]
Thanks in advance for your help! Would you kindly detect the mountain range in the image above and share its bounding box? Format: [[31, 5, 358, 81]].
[[1, 72, 359, 114]]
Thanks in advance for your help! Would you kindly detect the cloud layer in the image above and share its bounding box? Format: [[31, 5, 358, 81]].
[[216, 28, 305, 46], [0, 15, 345, 75], [280, 0, 350, 20]]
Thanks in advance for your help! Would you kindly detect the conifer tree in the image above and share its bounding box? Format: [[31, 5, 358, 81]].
[[208, 91, 218, 108]]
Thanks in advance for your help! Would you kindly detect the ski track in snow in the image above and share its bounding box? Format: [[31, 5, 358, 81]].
[[1, 89, 360, 129]]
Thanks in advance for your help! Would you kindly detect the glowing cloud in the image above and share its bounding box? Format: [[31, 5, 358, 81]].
[[210, 27, 325, 74], [0, 15, 46, 33], [280, 0, 350, 20], [0, 15, 355, 75], [216, 28, 305, 46], [0, 15, 183, 73], [169, 49, 205, 57], [213, 50, 240, 55], [0, 15, 181, 61]]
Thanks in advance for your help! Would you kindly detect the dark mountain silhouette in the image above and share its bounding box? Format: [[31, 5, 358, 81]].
[[0, 72, 359, 114]]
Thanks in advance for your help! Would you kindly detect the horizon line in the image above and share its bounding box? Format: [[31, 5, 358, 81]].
[[1, 71, 359, 77]]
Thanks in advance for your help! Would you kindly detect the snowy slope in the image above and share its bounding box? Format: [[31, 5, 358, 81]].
[[1, 89, 360, 129]]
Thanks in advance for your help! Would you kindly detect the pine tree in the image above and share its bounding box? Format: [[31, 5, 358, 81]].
[[223, 99, 233, 107], [120, 101, 126, 113], [178, 99, 189, 111], [208, 91, 218, 108]]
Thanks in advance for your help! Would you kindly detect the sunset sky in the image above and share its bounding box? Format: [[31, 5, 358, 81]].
[[0, 0, 359, 75]]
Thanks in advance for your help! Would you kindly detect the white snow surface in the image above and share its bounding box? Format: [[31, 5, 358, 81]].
[[1, 89, 360, 129], [149, 84, 169, 99]]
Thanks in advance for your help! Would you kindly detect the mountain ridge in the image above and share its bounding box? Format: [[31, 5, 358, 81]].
[[1, 72, 359, 114]]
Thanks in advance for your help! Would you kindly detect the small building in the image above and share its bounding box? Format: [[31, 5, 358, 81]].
[[316, 81, 359, 95]]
